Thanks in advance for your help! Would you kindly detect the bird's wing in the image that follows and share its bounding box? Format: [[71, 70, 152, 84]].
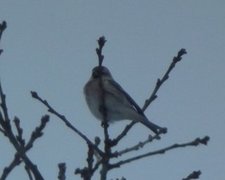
[[104, 78, 166, 134], [104, 78, 144, 115]]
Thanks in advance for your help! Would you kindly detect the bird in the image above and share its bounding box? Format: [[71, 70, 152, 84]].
[[84, 66, 167, 134]]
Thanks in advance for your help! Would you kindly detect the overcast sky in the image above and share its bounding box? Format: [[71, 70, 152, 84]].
[[0, 1, 225, 180]]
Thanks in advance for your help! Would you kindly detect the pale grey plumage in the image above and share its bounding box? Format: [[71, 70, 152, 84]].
[[84, 66, 166, 134]]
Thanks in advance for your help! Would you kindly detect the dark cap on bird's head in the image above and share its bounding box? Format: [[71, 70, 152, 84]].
[[92, 66, 112, 79]]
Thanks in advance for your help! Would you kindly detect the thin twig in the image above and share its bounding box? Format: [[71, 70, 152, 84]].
[[1, 115, 49, 179], [111, 121, 137, 146], [25, 165, 33, 180], [0, 82, 9, 122], [26, 115, 49, 150], [115, 134, 159, 157], [96, 36, 106, 66], [1, 154, 21, 180], [58, 163, 66, 180], [142, 48, 187, 111], [96, 36, 112, 180], [113, 49, 187, 144], [110, 136, 209, 169], [0, 84, 44, 180], [182, 170, 201, 180], [14, 117, 25, 146], [0, 21, 7, 40], [0, 21, 7, 55], [31, 91, 104, 157]]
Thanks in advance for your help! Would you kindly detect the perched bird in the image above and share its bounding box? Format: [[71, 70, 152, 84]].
[[84, 66, 166, 134]]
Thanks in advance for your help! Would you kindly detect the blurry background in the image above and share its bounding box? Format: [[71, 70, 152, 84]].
[[0, 1, 225, 179]]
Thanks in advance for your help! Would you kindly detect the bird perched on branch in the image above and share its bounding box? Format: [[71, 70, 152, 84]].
[[84, 66, 167, 134]]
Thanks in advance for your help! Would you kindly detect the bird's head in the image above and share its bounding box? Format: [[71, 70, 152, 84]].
[[91, 66, 112, 79]]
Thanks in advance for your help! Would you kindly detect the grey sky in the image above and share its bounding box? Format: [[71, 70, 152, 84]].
[[0, 1, 225, 179]]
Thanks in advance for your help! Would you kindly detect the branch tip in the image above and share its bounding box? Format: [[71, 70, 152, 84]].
[[183, 170, 201, 180], [96, 36, 106, 66], [0, 21, 7, 31], [178, 48, 187, 57], [97, 36, 106, 48], [200, 136, 210, 145], [41, 115, 50, 123], [31, 91, 38, 98]]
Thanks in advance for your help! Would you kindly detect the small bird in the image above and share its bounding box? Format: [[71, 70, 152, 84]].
[[84, 66, 166, 134]]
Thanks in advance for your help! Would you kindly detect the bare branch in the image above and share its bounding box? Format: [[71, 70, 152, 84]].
[[0, 82, 10, 122], [142, 48, 187, 111], [111, 121, 137, 146], [74, 144, 96, 180], [14, 117, 25, 147], [1, 154, 21, 180], [31, 91, 104, 157], [58, 163, 66, 180], [110, 136, 209, 169], [0, 21, 7, 40], [1, 115, 49, 179], [95, 36, 111, 180], [0, 21, 7, 55], [96, 36, 106, 66], [113, 49, 187, 144], [115, 134, 159, 157], [26, 115, 50, 150], [25, 165, 33, 180], [182, 170, 201, 180], [0, 85, 44, 179]]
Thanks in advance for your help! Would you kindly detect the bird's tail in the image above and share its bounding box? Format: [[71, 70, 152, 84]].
[[140, 117, 167, 134]]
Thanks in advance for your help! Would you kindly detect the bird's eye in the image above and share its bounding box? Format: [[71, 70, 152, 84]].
[[92, 71, 99, 78]]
